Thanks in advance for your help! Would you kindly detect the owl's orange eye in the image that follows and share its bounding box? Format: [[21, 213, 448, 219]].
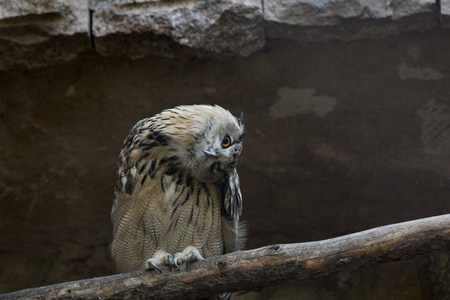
[[222, 135, 231, 148]]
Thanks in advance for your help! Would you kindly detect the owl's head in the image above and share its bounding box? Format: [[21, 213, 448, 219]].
[[158, 105, 245, 183], [194, 108, 244, 183]]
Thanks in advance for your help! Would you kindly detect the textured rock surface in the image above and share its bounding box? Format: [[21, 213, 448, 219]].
[[0, 0, 87, 35], [0, 0, 449, 69], [263, 0, 444, 42], [264, 0, 436, 26], [93, 0, 265, 58], [0, 0, 90, 70]]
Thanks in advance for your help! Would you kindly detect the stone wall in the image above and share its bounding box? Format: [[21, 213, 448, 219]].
[[1, 0, 449, 69], [0, 0, 450, 299]]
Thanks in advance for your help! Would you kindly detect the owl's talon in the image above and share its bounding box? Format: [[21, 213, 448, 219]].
[[186, 248, 203, 269], [173, 254, 182, 271], [146, 260, 163, 273], [165, 254, 174, 272]]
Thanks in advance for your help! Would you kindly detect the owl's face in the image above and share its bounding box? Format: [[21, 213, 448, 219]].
[[193, 117, 244, 183], [128, 105, 245, 185]]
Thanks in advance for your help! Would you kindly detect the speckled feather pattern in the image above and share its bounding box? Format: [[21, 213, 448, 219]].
[[110, 105, 245, 273]]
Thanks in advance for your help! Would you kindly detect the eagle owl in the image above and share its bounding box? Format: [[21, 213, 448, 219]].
[[110, 104, 245, 278]]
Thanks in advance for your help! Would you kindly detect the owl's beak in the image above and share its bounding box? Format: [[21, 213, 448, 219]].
[[203, 147, 219, 157]]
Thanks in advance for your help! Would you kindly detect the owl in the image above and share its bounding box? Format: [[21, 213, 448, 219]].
[[109, 104, 245, 279]]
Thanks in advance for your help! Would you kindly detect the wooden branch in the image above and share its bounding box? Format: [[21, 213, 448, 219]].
[[3, 214, 450, 299]]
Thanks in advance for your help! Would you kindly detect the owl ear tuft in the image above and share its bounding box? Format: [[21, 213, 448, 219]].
[[239, 111, 245, 132], [239, 111, 246, 141]]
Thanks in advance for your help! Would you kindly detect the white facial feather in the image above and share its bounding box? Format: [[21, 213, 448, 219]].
[[156, 105, 244, 183]]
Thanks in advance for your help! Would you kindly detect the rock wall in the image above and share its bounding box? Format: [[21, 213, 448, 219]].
[[0, 0, 450, 299], [0, 0, 449, 69]]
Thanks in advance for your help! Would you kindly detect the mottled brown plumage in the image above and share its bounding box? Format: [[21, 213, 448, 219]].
[[110, 105, 245, 280]]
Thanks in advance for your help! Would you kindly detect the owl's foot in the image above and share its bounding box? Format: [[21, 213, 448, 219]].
[[174, 246, 204, 270], [146, 259, 163, 273], [145, 251, 180, 272], [146, 247, 203, 272], [186, 248, 203, 269]]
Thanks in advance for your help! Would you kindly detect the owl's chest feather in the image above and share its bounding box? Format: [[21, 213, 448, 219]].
[[152, 173, 224, 256]]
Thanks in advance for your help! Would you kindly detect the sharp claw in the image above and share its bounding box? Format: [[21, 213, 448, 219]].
[[166, 254, 174, 272], [146, 260, 163, 273], [173, 254, 181, 271], [186, 250, 194, 270], [174, 261, 181, 271], [185, 248, 203, 270]]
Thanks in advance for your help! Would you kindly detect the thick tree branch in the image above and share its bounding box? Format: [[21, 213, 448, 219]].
[[3, 214, 450, 299]]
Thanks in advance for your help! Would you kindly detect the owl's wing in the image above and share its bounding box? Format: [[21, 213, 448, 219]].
[[223, 168, 243, 221], [110, 120, 170, 272], [114, 118, 152, 196], [110, 181, 166, 272]]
